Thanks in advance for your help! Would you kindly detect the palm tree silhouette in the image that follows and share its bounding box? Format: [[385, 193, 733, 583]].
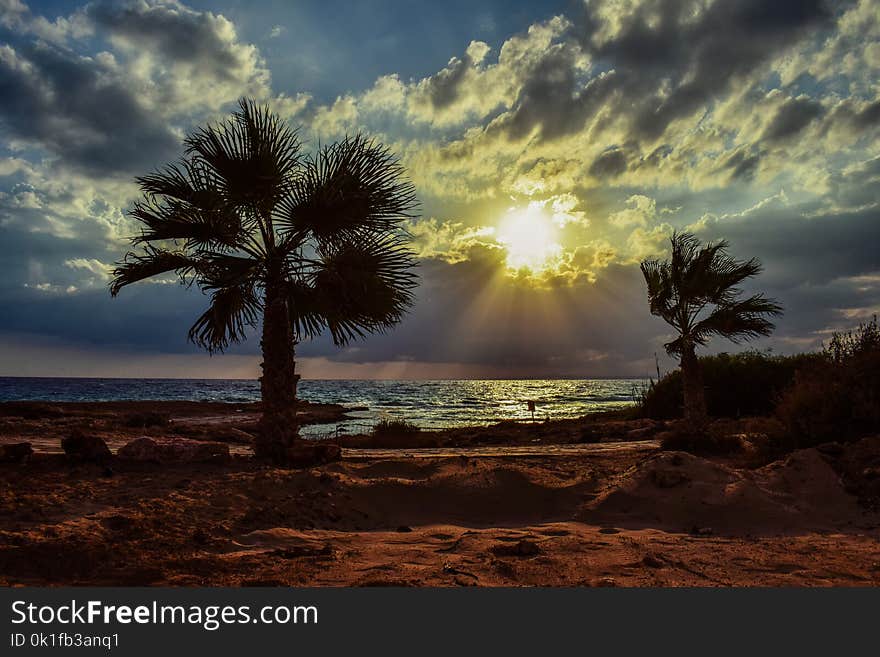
[[640, 232, 782, 425], [111, 99, 418, 462]]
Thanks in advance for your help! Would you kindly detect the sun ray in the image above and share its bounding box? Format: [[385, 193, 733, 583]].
[[496, 203, 562, 273]]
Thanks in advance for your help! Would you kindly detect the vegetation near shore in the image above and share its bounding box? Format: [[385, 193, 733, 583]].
[[635, 350, 819, 420], [637, 316, 880, 457]]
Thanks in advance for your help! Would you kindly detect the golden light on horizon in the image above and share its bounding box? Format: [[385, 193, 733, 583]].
[[496, 203, 562, 272]]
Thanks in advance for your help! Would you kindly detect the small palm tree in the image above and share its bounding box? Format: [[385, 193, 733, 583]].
[[111, 99, 418, 462], [640, 232, 782, 425]]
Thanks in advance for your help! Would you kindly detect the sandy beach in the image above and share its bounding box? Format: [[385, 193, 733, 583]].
[[2, 401, 879, 587]]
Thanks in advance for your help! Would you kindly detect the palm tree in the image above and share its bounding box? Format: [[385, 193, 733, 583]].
[[110, 99, 418, 463], [640, 232, 782, 425]]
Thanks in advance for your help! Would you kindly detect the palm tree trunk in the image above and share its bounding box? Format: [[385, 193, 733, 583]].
[[255, 275, 299, 462], [680, 344, 708, 427]]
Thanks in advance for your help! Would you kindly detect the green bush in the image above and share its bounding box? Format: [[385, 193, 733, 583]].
[[776, 316, 880, 446], [638, 350, 818, 420]]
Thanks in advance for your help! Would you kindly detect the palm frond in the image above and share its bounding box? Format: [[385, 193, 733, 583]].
[[308, 235, 418, 345], [185, 98, 302, 215], [640, 258, 675, 322], [641, 231, 782, 354], [691, 294, 783, 345], [129, 198, 243, 251], [198, 254, 262, 290], [187, 283, 261, 353], [110, 247, 200, 296], [669, 231, 701, 292], [132, 158, 249, 251], [278, 134, 418, 243], [663, 335, 686, 357], [679, 238, 765, 306], [285, 280, 328, 341]]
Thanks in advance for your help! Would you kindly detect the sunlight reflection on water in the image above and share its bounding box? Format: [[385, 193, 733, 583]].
[[0, 376, 645, 437]]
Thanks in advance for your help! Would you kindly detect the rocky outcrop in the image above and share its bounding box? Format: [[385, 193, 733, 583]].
[[0, 442, 33, 463], [117, 437, 230, 463], [284, 443, 342, 468], [61, 432, 112, 463]]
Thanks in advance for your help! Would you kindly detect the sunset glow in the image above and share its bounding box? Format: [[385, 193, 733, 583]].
[[0, 0, 877, 379], [496, 204, 562, 272]]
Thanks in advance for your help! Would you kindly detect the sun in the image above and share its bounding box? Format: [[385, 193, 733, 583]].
[[496, 203, 562, 272]]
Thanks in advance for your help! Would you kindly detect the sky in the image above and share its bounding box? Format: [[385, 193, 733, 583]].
[[0, 0, 878, 379]]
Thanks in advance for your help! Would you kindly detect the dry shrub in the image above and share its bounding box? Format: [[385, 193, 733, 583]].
[[776, 316, 880, 447]]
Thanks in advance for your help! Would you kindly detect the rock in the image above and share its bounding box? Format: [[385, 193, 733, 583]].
[[61, 432, 112, 463], [490, 539, 542, 557], [121, 412, 169, 429], [273, 544, 333, 559], [651, 468, 689, 488], [5, 402, 65, 419], [284, 443, 342, 468], [117, 437, 230, 463], [578, 427, 602, 443], [0, 442, 33, 463], [595, 576, 617, 587], [817, 442, 845, 456], [691, 526, 714, 537], [101, 515, 134, 531], [212, 427, 256, 444], [642, 554, 664, 568], [396, 525, 413, 533], [862, 467, 880, 480], [627, 425, 659, 440]]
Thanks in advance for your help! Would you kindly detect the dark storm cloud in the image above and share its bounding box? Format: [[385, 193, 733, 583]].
[[694, 161, 880, 342], [825, 97, 880, 135], [491, 0, 838, 146], [700, 202, 880, 346], [418, 51, 476, 111], [855, 100, 880, 129], [500, 44, 613, 142], [0, 0, 265, 177], [583, 0, 835, 141], [0, 222, 234, 353], [589, 147, 628, 179], [0, 40, 179, 176], [761, 96, 824, 142], [718, 147, 763, 181], [86, 0, 244, 82], [708, 204, 880, 289]]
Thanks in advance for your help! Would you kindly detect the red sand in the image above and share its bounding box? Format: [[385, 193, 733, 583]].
[[1, 402, 880, 586]]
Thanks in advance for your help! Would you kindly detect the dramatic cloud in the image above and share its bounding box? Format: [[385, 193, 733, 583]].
[[0, 0, 878, 377], [0, 0, 271, 177]]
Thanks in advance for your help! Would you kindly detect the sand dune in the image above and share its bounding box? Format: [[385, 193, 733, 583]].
[[2, 435, 880, 586]]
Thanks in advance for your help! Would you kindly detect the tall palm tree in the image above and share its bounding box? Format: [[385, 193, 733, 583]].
[[110, 99, 418, 463], [640, 232, 782, 425]]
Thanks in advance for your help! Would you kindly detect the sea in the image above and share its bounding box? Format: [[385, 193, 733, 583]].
[[0, 377, 644, 438]]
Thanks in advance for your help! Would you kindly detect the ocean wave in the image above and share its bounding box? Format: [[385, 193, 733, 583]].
[[0, 376, 642, 432]]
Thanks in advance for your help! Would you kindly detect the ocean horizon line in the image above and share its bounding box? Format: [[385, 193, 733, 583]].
[[0, 374, 651, 383]]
